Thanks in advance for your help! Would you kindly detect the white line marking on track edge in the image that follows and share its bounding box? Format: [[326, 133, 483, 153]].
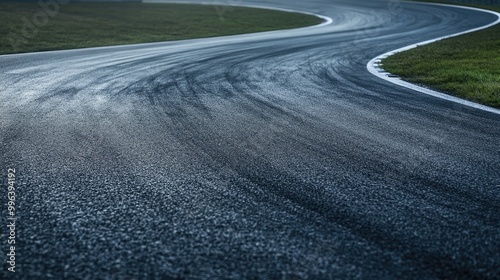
[[367, 2, 500, 115]]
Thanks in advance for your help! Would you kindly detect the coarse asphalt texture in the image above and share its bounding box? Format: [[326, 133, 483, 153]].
[[0, 0, 499, 279]]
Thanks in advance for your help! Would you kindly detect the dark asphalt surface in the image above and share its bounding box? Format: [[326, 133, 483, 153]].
[[1, 0, 499, 279]]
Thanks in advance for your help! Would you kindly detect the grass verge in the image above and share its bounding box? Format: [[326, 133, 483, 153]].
[[0, 2, 323, 55], [382, 2, 500, 108]]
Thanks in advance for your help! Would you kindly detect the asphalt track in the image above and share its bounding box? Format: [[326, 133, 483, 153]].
[[1, 0, 499, 279]]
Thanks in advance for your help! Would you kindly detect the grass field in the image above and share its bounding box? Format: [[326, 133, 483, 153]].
[[383, 2, 500, 108], [0, 2, 323, 55]]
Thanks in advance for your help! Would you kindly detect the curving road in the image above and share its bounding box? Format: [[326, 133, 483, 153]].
[[1, 0, 499, 278]]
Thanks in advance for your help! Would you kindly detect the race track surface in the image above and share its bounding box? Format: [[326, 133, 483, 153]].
[[1, 0, 499, 278]]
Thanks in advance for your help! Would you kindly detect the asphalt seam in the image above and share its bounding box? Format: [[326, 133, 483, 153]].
[[367, 2, 500, 115]]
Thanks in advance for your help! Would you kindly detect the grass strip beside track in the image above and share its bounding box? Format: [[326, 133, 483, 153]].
[[383, 2, 500, 108], [0, 2, 323, 55]]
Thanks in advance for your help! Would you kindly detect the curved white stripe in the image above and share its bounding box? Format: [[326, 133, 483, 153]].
[[367, 2, 500, 115], [143, 0, 333, 28], [1, 1, 331, 58]]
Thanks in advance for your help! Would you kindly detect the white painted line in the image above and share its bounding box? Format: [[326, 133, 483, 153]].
[[367, 2, 500, 115], [0, 1, 332, 58], [143, 0, 333, 28]]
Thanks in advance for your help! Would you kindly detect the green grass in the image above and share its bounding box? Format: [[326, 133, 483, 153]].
[[383, 2, 500, 108], [0, 2, 323, 55]]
